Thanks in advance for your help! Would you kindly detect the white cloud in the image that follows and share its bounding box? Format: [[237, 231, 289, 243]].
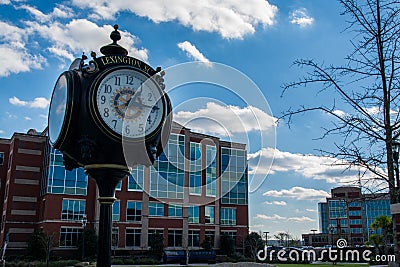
[[256, 214, 286, 221], [264, 201, 287, 206], [16, 4, 74, 23], [262, 186, 330, 201], [174, 102, 277, 137], [248, 147, 378, 184], [288, 216, 315, 222], [25, 19, 148, 62], [9, 96, 50, 109], [177, 41, 211, 66], [24, 116, 32, 121], [290, 8, 314, 27], [365, 106, 380, 115], [0, 0, 10, 4], [71, 0, 278, 39], [333, 109, 346, 117], [256, 214, 315, 222], [0, 21, 46, 76], [306, 208, 317, 212]]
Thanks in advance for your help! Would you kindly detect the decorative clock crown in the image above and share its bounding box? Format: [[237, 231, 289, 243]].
[[100, 24, 128, 56]]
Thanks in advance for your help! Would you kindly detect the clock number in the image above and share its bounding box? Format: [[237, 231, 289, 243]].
[[112, 120, 117, 129], [104, 84, 112, 94], [147, 116, 152, 124], [138, 123, 144, 133], [148, 93, 153, 101], [125, 124, 130, 135], [126, 76, 134, 85], [115, 77, 121, 86], [151, 106, 159, 113], [104, 108, 109, 117], [101, 95, 106, 104]]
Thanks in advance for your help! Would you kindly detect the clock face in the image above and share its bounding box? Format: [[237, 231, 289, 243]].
[[48, 73, 69, 146], [94, 67, 165, 139]]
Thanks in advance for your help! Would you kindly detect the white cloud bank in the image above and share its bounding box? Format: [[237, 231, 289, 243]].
[[264, 201, 287, 206], [25, 19, 148, 62], [177, 41, 211, 66], [174, 102, 277, 137], [71, 0, 278, 39], [290, 8, 314, 27], [263, 186, 330, 201], [0, 21, 46, 76], [9, 96, 50, 109], [248, 147, 374, 184], [256, 213, 315, 222]]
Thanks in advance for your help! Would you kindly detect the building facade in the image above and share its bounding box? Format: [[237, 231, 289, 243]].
[[303, 186, 390, 247], [0, 123, 249, 257]]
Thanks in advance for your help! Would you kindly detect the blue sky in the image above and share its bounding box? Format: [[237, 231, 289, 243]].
[[0, 0, 366, 238]]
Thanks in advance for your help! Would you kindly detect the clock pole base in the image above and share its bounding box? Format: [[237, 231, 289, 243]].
[[84, 166, 129, 267]]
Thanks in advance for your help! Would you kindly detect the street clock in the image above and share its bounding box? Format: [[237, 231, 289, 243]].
[[48, 25, 172, 169]]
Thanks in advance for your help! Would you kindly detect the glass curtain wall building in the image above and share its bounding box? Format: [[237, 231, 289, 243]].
[[315, 186, 390, 246], [0, 124, 248, 256]]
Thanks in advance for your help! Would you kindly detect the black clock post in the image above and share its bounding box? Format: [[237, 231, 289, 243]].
[[48, 25, 172, 267], [84, 167, 128, 267]]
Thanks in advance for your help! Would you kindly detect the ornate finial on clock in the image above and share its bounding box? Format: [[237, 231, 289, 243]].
[[100, 24, 128, 56]]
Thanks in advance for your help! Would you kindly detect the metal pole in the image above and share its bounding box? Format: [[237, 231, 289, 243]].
[[85, 167, 128, 267]]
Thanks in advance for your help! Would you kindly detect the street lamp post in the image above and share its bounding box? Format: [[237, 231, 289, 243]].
[[328, 225, 334, 247], [263, 231, 269, 247], [81, 214, 87, 261]]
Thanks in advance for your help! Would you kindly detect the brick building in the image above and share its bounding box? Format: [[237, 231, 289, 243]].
[[302, 186, 390, 247], [0, 123, 249, 257]]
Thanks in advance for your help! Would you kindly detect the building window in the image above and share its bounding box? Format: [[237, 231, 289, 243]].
[[206, 145, 216, 197], [350, 219, 362, 225], [150, 134, 185, 199], [149, 202, 164, 217], [221, 231, 237, 243], [168, 229, 182, 247], [61, 199, 86, 221], [188, 230, 200, 247], [205, 206, 215, 224], [350, 228, 363, 234], [328, 200, 347, 219], [115, 181, 122, 191], [220, 207, 236, 225], [188, 206, 200, 223], [190, 142, 202, 195], [349, 209, 361, 216], [126, 228, 141, 247], [168, 204, 182, 217], [127, 201, 142, 221], [148, 229, 164, 246], [128, 166, 144, 191], [113, 201, 120, 221], [59, 227, 82, 248], [112, 227, 119, 248], [349, 201, 361, 207], [221, 148, 247, 204], [205, 230, 215, 246], [0, 152, 4, 165], [47, 148, 88, 195]]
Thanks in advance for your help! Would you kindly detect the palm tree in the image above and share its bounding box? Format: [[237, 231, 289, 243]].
[[371, 215, 392, 254]]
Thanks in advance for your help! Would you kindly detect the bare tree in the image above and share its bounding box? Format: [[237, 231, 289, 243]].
[[281, 0, 400, 261]]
